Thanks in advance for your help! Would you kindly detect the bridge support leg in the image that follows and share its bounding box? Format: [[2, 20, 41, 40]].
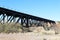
[[3, 14, 5, 24], [26, 19, 29, 28], [21, 18, 29, 28], [13, 17, 16, 22], [0, 14, 2, 23], [21, 18, 23, 26]]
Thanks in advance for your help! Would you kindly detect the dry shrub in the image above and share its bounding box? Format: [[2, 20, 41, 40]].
[[0, 23, 23, 33]]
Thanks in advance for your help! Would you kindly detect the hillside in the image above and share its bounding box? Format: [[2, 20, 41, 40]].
[[0, 22, 60, 34], [0, 22, 60, 40]]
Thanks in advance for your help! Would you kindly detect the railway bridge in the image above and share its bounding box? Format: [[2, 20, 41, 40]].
[[0, 7, 55, 28]]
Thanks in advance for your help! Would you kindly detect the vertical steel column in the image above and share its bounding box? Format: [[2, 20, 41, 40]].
[[9, 16, 15, 23], [3, 14, 5, 24], [0, 14, 2, 23], [16, 17, 20, 23], [28, 19, 31, 27], [21, 18, 23, 26], [7, 16, 8, 23], [29, 19, 32, 27], [7, 16, 12, 23], [37, 21, 39, 26], [0, 14, 3, 23], [13, 17, 15, 22], [26, 19, 29, 28]]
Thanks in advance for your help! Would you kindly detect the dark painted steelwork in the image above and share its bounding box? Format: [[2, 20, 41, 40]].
[[0, 7, 56, 28]]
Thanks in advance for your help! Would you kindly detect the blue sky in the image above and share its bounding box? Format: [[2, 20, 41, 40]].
[[0, 0, 60, 21]]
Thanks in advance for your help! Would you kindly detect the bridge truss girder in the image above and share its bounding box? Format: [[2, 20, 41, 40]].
[[0, 7, 56, 28]]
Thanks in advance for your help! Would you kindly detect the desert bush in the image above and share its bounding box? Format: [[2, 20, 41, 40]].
[[0, 23, 23, 33]]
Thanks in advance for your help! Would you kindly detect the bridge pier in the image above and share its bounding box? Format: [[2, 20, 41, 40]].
[[0, 14, 2, 23], [21, 18, 29, 28]]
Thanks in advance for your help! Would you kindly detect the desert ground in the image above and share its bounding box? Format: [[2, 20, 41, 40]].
[[0, 33, 60, 40]]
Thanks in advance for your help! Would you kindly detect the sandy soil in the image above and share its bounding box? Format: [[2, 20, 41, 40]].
[[0, 33, 60, 40]]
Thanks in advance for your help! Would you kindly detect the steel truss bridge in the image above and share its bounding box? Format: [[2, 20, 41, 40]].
[[0, 7, 55, 28]]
